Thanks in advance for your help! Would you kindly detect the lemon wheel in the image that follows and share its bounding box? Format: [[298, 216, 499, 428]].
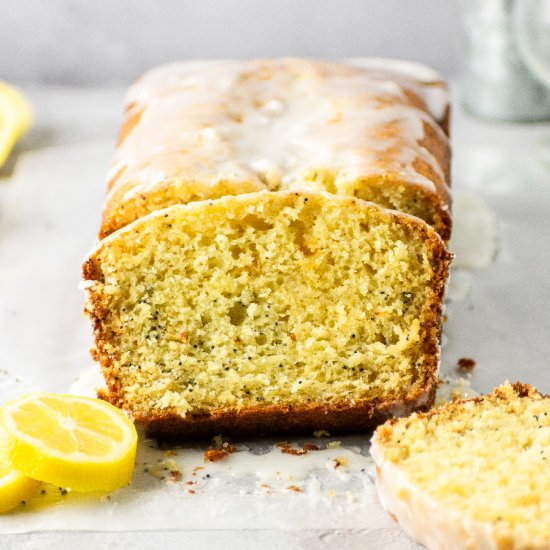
[[0, 393, 138, 493]]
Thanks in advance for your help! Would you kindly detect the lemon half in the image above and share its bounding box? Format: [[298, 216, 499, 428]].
[[0, 81, 32, 167], [0, 393, 138, 492]]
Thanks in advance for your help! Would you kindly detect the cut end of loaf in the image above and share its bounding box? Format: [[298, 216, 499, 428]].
[[100, 174, 452, 242], [373, 382, 550, 547], [84, 191, 451, 438]]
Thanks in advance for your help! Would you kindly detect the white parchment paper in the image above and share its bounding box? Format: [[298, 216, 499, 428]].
[[0, 83, 549, 544]]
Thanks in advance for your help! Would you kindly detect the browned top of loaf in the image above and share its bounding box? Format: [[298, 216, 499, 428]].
[[100, 58, 451, 238]]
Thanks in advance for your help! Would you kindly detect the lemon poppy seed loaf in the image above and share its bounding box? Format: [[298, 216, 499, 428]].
[[100, 58, 452, 241], [83, 58, 453, 438], [83, 191, 450, 439], [371, 383, 550, 550]]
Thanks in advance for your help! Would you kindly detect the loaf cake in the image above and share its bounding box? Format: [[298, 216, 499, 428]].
[[371, 383, 550, 549], [100, 58, 452, 241], [84, 58, 453, 438], [83, 191, 451, 438]]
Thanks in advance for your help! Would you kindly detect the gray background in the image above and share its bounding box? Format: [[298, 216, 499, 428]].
[[1, 0, 461, 86]]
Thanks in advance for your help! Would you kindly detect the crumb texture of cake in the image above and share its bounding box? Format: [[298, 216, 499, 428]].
[[371, 382, 550, 550], [101, 58, 451, 240], [83, 191, 450, 438]]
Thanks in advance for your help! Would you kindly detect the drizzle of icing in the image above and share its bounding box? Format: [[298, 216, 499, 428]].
[[449, 192, 499, 271], [435, 375, 479, 407], [106, 58, 449, 209], [347, 58, 450, 122]]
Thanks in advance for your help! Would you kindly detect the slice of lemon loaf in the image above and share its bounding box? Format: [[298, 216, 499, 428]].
[[100, 58, 451, 241], [371, 383, 550, 550], [83, 191, 450, 439]]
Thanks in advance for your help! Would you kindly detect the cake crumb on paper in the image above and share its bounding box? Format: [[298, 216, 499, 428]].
[[333, 456, 349, 469], [204, 444, 237, 463], [457, 357, 476, 372], [168, 470, 182, 483]]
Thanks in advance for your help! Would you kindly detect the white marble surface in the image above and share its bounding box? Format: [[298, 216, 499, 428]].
[[0, 81, 549, 548]]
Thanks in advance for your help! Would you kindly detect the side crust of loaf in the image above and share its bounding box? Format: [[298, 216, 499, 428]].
[[84, 191, 451, 439]]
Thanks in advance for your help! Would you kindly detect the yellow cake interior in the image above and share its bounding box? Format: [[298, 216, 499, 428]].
[[377, 383, 550, 542], [87, 192, 446, 416]]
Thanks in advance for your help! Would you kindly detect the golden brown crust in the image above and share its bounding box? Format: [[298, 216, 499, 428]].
[[85, 191, 451, 440], [375, 382, 547, 445], [117, 389, 437, 441]]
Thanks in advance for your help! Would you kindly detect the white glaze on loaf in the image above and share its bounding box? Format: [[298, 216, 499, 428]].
[[106, 58, 449, 209]]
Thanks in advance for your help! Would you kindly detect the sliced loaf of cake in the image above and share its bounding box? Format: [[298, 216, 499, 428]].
[[83, 191, 450, 439], [371, 382, 550, 550]]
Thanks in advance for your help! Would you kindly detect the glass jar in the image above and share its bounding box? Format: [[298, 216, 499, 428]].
[[462, 0, 550, 121]]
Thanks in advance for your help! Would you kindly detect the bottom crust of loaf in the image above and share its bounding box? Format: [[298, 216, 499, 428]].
[[100, 384, 436, 441]]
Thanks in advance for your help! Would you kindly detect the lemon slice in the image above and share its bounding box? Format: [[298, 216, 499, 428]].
[[0, 393, 138, 492], [0, 458, 41, 513], [0, 81, 32, 167], [0, 465, 40, 513]]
